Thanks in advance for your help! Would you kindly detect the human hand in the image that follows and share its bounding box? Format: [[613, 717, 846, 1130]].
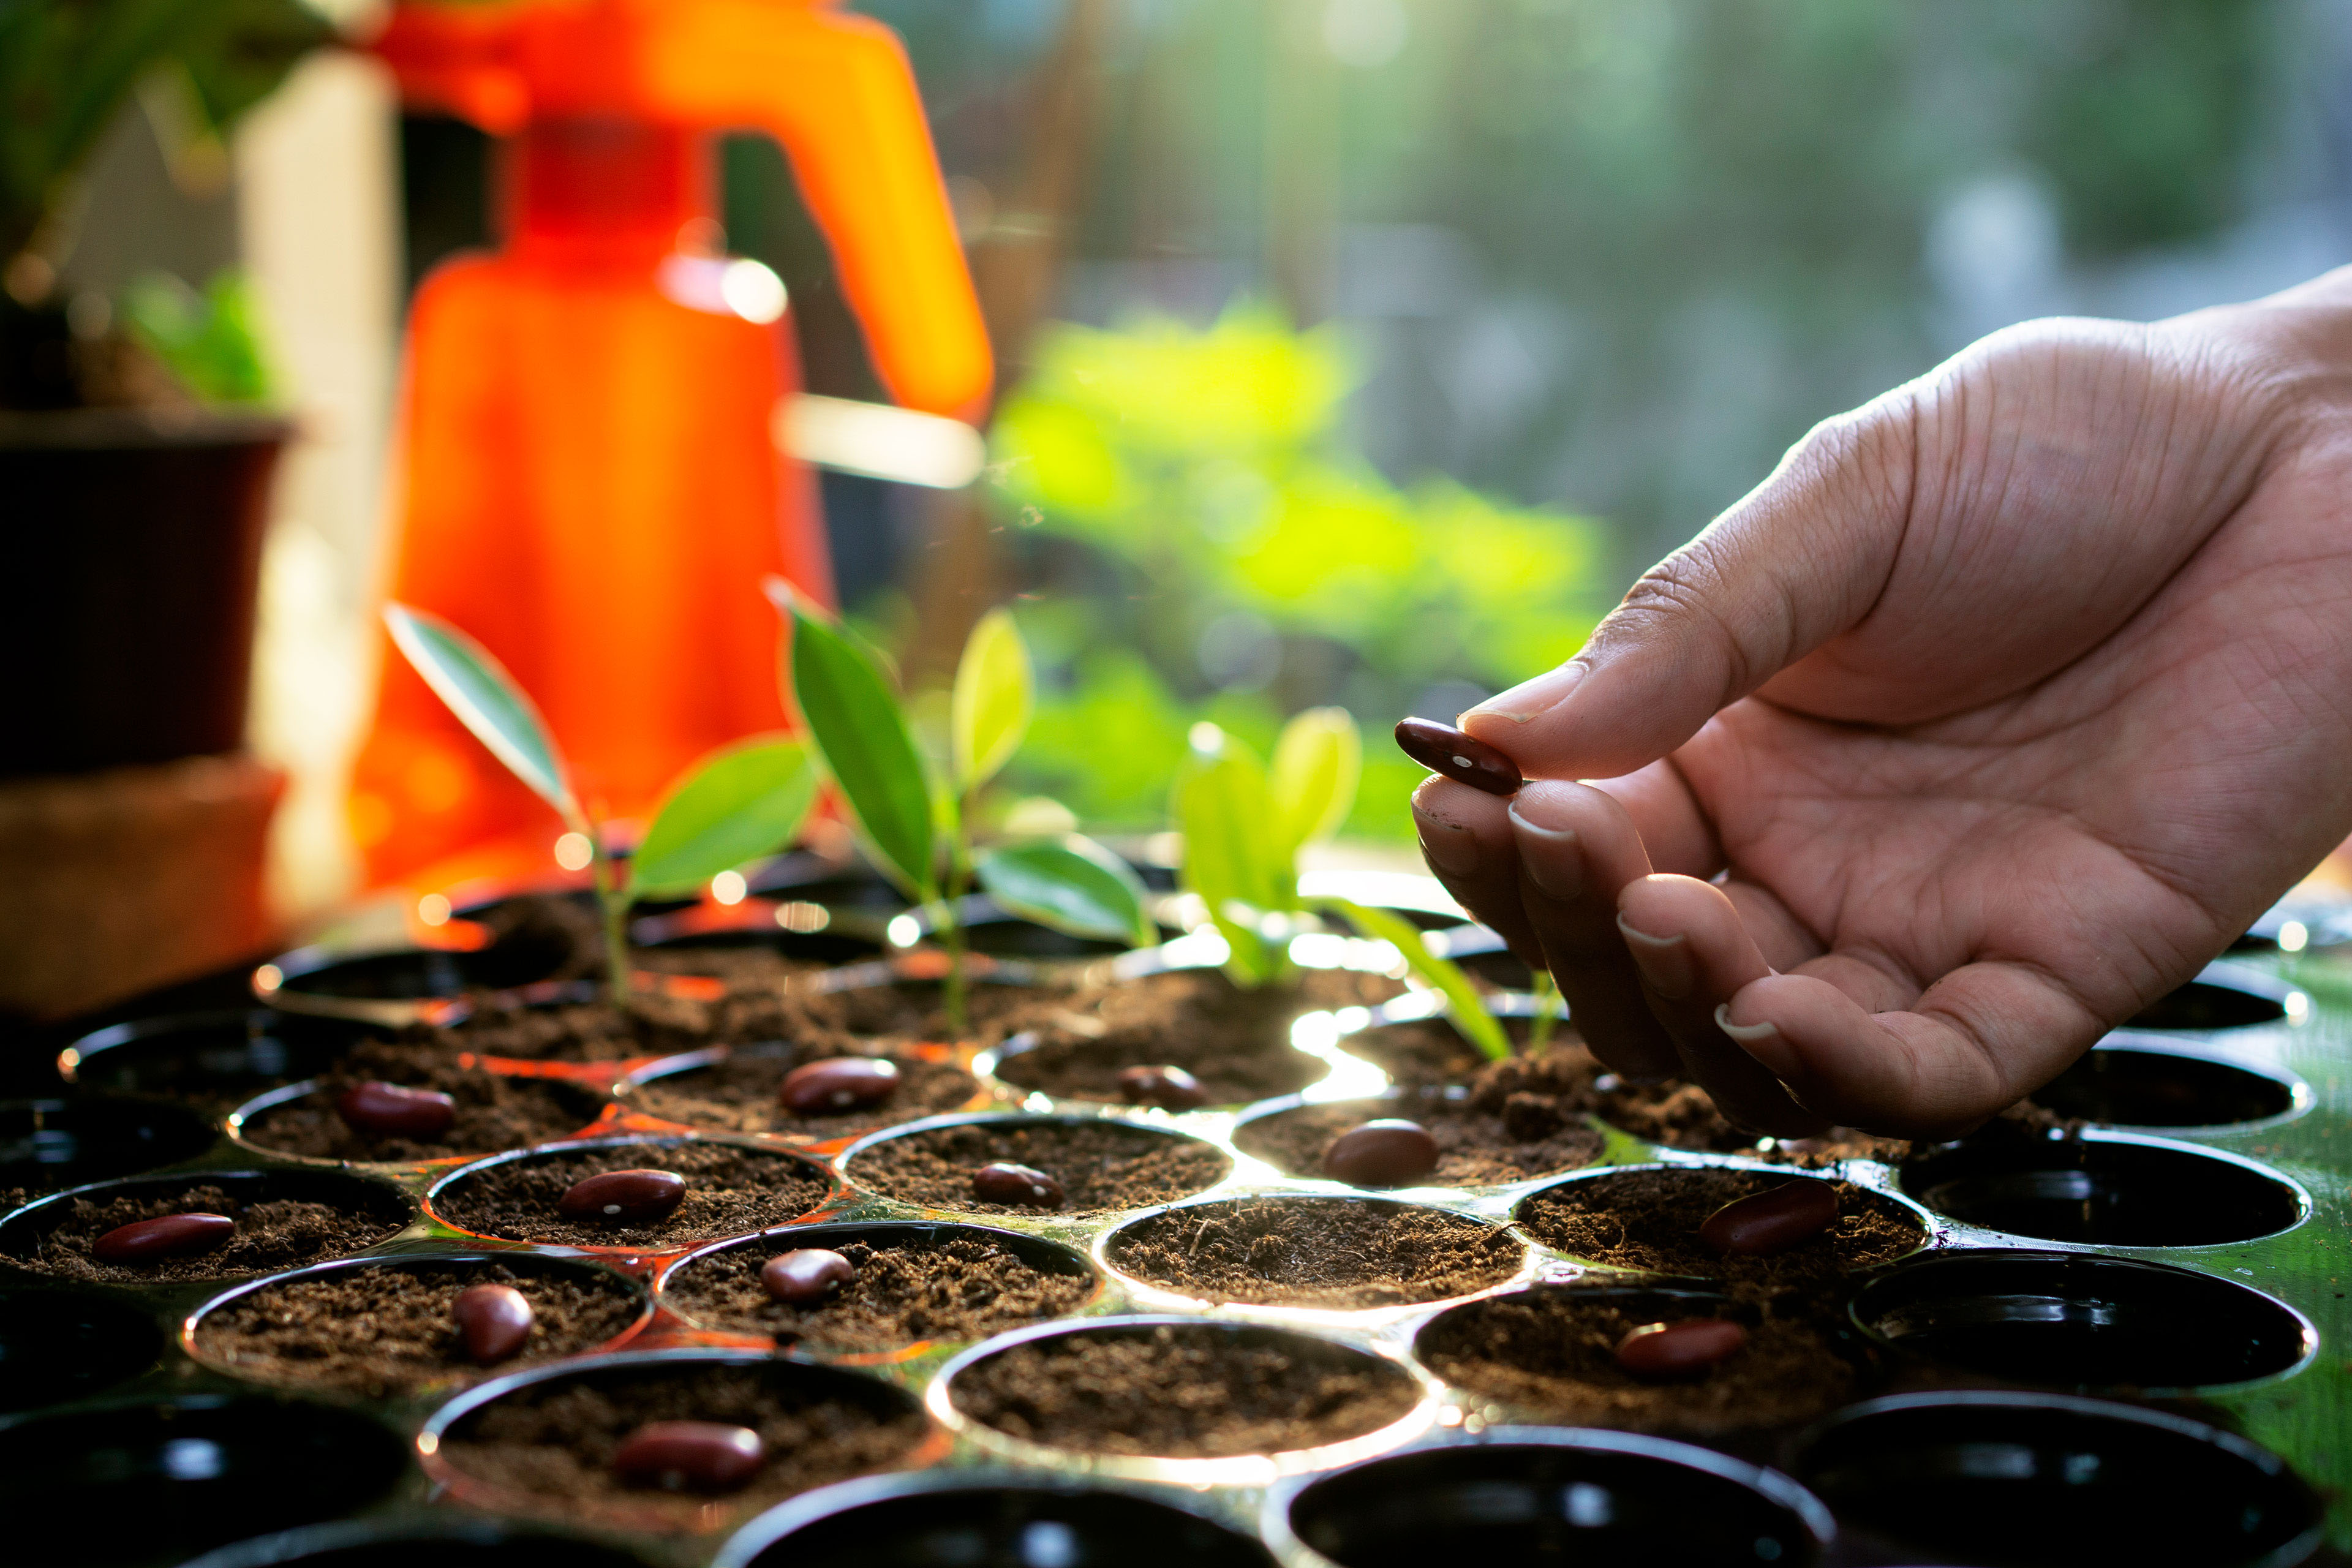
[[1412, 271, 2352, 1139]]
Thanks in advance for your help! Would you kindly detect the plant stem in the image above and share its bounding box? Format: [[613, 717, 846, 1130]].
[[588, 828, 631, 1011], [1529, 971, 1561, 1051], [938, 790, 974, 1036]]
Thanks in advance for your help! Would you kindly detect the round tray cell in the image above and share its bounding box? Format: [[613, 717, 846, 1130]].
[[1234, 1087, 1605, 1188], [191, 1253, 650, 1396], [719, 1476, 1277, 1568], [1280, 1431, 1830, 1568], [1849, 1251, 2314, 1389], [1794, 1393, 2323, 1566], [1415, 1283, 1858, 1432], [59, 1009, 356, 1116], [181, 1520, 652, 1568], [266, 941, 554, 1004], [0, 1393, 407, 1567], [1106, 1195, 1523, 1310], [627, 1041, 979, 1138], [427, 1136, 829, 1250], [0, 1169, 413, 1285], [2127, 966, 2292, 1031], [1514, 1166, 1926, 1290], [0, 1291, 161, 1411], [843, 1115, 1230, 1217], [1, 1095, 215, 1194], [662, 1221, 1094, 1350], [632, 899, 885, 968], [2029, 1040, 2301, 1128], [426, 1350, 927, 1531], [1901, 1134, 2305, 1246], [943, 1318, 1422, 1461], [233, 1066, 608, 1164]]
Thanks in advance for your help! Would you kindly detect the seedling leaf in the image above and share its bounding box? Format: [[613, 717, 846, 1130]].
[[629, 737, 817, 898], [383, 603, 581, 830], [1314, 895, 1512, 1061], [1271, 706, 1361, 856], [1174, 724, 1284, 981], [768, 581, 936, 899], [951, 606, 1034, 793], [978, 835, 1155, 947]]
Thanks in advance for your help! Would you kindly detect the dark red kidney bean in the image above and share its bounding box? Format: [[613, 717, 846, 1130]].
[[1394, 718, 1522, 797], [336, 1080, 457, 1140], [556, 1168, 687, 1223], [453, 1283, 534, 1365], [762, 1248, 856, 1305], [1615, 1317, 1748, 1378], [779, 1057, 901, 1114], [971, 1161, 1064, 1208], [1117, 1064, 1208, 1110], [1321, 1119, 1441, 1186], [1699, 1180, 1840, 1256], [91, 1212, 236, 1264], [611, 1420, 766, 1492]]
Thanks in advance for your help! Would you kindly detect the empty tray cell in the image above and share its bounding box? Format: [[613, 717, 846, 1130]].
[[2030, 1040, 2302, 1128], [941, 1317, 1423, 1461], [428, 1136, 829, 1250], [1901, 1134, 2305, 1246], [179, 1519, 655, 1568], [717, 1475, 1275, 1568], [1, 1096, 214, 1194], [0, 1393, 407, 1567], [843, 1115, 1229, 1216], [2127, 964, 2294, 1031], [0, 1169, 413, 1284], [1106, 1195, 1523, 1309], [1849, 1250, 2313, 1389], [1279, 1430, 1830, 1568], [1794, 1392, 2323, 1566], [59, 1010, 355, 1119], [0, 1290, 161, 1411]]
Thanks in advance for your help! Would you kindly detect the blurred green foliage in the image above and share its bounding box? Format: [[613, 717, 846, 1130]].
[[0, 0, 333, 266], [987, 305, 1605, 840], [122, 268, 276, 404]]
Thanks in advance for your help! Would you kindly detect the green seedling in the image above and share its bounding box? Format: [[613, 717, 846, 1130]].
[[384, 603, 818, 1009], [1175, 712, 1513, 1061], [1528, 970, 1563, 1050], [767, 581, 1153, 1033]]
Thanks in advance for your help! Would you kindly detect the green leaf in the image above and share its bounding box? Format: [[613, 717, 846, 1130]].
[[1271, 706, 1362, 858], [1314, 896, 1512, 1062], [628, 737, 817, 899], [951, 606, 1033, 792], [1174, 723, 1284, 982], [383, 603, 581, 830], [978, 835, 1155, 948], [767, 579, 935, 899]]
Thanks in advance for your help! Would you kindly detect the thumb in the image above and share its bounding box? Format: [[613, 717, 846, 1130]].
[[1463, 393, 1917, 780]]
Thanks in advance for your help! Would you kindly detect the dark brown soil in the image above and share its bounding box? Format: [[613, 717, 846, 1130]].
[[440, 1361, 925, 1526], [664, 1231, 1093, 1348], [1108, 1196, 1523, 1309], [987, 968, 1400, 1104], [473, 892, 609, 982], [194, 1260, 644, 1395], [237, 1039, 608, 1161], [6, 1182, 407, 1283], [631, 1044, 980, 1137], [846, 1118, 1229, 1216], [1236, 1089, 1604, 1188], [948, 1322, 1422, 1458], [1517, 1167, 1924, 1299], [432, 1140, 829, 1248], [1417, 1285, 1860, 1431]]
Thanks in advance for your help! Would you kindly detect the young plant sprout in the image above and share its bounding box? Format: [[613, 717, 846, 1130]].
[[766, 581, 1154, 1032], [1176, 712, 1513, 1060], [383, 604, 818, 1008]]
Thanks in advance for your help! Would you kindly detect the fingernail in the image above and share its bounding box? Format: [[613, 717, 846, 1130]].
[[1508, 805, 1582, 900], [1715, 1003, 1798, 1077], [1464, 660, 1585, 727], [1617, 913, 1694, 999], [1415, 822, 1479, 879]]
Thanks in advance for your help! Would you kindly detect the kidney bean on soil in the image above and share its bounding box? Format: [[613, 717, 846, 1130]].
[[556, 1169, 687, 1224], [1321, 1119, 1441, 1186], [1698, 1180, 1839, 1256], [971, 1162, 1065, 1209], [762, 1248, 856, 1305], [336, 1080, 457, 1139], [611, 1420, 766, 1492], [453, 1283, 535, 1364], [1117, 1064, 1210, 1110], [779, 1058, 901, 1115], [1615, 1317, 1748, 1378], [91, 1212, 236, 1264], [1394, 718, 1522, 797]]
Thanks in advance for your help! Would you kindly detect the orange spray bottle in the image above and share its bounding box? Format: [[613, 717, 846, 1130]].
[[352, 0, 990, 892]]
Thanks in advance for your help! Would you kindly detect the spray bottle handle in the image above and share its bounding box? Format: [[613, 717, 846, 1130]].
[[647, 2, 992, 419]]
